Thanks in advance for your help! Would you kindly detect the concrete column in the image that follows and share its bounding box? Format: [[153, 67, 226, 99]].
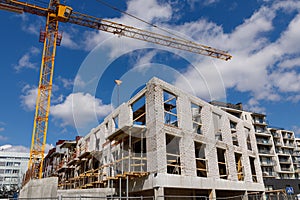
[[154, 187, 164, 200], [243, 191, 248, 200], [209, 189, 216, 200]]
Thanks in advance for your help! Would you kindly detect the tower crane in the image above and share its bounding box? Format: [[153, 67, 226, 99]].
[[0, 0, 232, 180]]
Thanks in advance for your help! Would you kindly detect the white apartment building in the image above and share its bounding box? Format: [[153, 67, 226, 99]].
[[0, 151, 29, 190]]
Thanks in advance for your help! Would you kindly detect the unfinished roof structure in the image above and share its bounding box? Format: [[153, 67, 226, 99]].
[[43, 77, 265, 199]]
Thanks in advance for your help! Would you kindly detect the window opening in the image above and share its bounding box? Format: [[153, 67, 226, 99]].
[[217, 148, 227, 179], [191, 103, 202, 134], [213, 113, 222, 141], [250, 157, 257, 182], [195, 141, 207, 177], [235, 153, 243, 181], [245, 127, 252, 150], [132, 95, 146, 125], [113, 115, 119, 129], [163, 91, 178, 127], [166, 134, 181, 175], [230, 121, 238, 146]]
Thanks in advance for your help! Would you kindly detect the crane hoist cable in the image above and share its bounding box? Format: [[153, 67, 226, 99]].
[[94, 0, 202, 45]]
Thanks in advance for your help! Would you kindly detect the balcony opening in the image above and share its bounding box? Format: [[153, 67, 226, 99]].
[[163, 91, 178, 127]]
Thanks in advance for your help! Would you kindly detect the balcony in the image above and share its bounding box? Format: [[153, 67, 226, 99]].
[[258, 149, 274, 155], [272, 133, 280, 138], [283, 143, 295, 148], [274, 141, 282, 146], [277, 150, 292, 155], [280, 167, 293, 172], [262, 171, 277, 177], [279, 159, 291, 164], [283, 133, 294, 140], [253, 119, 267, 126], [257, 139, 272, 146], [261, 161, 276, 166]]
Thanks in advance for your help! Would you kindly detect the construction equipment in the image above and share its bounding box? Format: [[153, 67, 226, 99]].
[[0, 0, 232, 180]]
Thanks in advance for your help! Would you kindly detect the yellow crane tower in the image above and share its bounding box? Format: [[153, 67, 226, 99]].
[[0, 0, 232, 180]]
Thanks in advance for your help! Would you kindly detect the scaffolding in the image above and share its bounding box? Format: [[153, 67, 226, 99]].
[[51, 125, 148, 197]]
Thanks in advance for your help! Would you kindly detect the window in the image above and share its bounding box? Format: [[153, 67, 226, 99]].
[[250, 157, 257, 182], [113, 115, 119, 129], [132, 95, 146, 125], [0, 169, 4, 174], [191, 103, 202, 134], [235, 153, 243, 181], [166, 134, 181, 175], [217, 148, 227, 179], [5, 169, 12, 174], [245, 127, 252, 150], [230, 121, 238, 146], [213, 113, 222, 141], [14, 162, 20, 167], [6, 162, 13, 166], [163, 91, 178, 127], [195, 142, 207, 177], [0, 162, 5, 166], [12, 169, 19, 174]]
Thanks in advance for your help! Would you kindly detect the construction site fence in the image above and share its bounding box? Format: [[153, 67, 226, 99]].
[[3, 193, 299, 200]]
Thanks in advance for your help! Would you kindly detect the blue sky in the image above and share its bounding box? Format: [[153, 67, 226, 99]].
[[0, 0, 300, 152]]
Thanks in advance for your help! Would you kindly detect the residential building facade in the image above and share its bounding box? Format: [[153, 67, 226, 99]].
[[0, 151, 29, 191], [211, 101, 300, 195], [42, 77, 265, 199]]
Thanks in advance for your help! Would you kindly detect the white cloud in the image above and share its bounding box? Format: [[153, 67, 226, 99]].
[[57, 76, 74, 89], [44, 143, 54, 154], [287, 94, 300, 103], [244, 98, 266, 114], [0, 143, 53, 154], [132, 50, 157, 72], [80, 0, 172, 52], [2, 145, 30, 153], [61, 31, 80, 49], [172, 1, 300, 105], [126, 0, 172, 22], [279, 57, 300, 69], [203, 0, 219, 6], [50, 92, 112, 129], [20, 84, 37, 111], [72, 0, 300, 109], [270, 71, 300, 93], [0, 122, 4, 132], [292, 126, 300, 137], [14, 47, 40, 72], [0, 135, 7, 141]]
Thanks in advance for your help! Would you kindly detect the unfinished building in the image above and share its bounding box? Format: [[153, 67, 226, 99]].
[[211, 101, 300, 195], [43, 77, 265, 198]]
